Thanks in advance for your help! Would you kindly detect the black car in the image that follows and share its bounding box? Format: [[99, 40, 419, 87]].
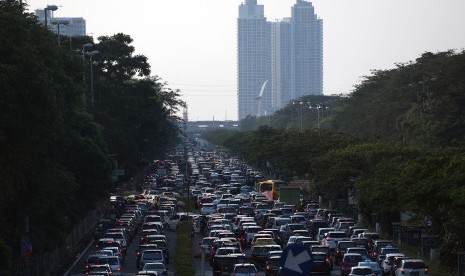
[[265, 255, 280, 276], [334, 241, 357, 265], [311, 252, 331, 274]]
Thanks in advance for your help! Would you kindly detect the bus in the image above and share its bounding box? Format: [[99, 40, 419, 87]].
[[257, 180, 286, 201]]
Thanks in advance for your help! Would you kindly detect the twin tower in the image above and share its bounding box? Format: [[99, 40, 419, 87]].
[[237, 0, 323, 120]]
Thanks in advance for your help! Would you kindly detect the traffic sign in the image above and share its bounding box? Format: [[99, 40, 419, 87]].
[[280, 244, 313, 276]]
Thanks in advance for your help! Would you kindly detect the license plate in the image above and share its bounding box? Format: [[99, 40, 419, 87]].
[[409, 272, 419, 276]]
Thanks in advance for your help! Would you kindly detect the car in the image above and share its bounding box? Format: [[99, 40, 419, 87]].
[[341, 253, 364, 276], [265, 255, 280, 276], [139, 249, 166, 270], [136, 244, 159, 269], [98, 256, 122, 276], [232, 263, 258, 276], [251, 245, 282, 270], [316, 227, 335, 242], [321, 231, 348, 251], [380, 253, 404, 275], [84, 255, 103, 273], [346, 247, 370, 261], [358, 260, 382, 276], [371, 240, 395, 260], [310, 252, 331, 274], [349, 266, 376, 276], [309, 220, 329, 238], [395, 259, 428, 276], [334, 241, 357, 265], [135, 271, 159, 275], [376, 246, 400, 265], [166, 212, 189, 230], [141, 262, 167, 276], [85, 264, 113, 275]]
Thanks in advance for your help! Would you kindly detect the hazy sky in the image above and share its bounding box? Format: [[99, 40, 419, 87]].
[[26, 0, 465, 121]]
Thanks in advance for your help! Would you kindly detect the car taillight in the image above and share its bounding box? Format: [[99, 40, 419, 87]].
[[325, 258, 330, 263], [424, 268, 429, 274], [117, 266, 121, 271], [336, 250, 340, 254], [266, 265, 270, 270], [401, 268, 405, 274], [137, 251, 141, 256]]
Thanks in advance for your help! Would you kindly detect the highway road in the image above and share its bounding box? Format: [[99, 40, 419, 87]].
[[66, 227, 178, 276]]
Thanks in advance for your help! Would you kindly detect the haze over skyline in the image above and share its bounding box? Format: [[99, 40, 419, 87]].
[[26, 0, 465, 121]]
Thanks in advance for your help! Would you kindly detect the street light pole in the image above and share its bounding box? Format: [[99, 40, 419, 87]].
[[51, 19, 69, 47], [293, 100, 311, 132], [43, 5, 58, 29], [87, 50, 99, 108], [81, 43, 93, 111]]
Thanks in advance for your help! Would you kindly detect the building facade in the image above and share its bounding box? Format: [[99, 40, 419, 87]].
[[35, 9, 86, 37], [237, 0, 272, 120], [238, 0, 323, 118], [291, 0, 323, 100]]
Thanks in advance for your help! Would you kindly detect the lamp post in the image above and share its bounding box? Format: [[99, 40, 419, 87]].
[[81, 43, 93, 110], [86, 50, 99, 108], [43, 5, 58, 29], [293, 100, 311, 132], [50, 19, 69, 47]]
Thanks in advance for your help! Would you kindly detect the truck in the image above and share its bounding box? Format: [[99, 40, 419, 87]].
[[278, 187, 301, 207]]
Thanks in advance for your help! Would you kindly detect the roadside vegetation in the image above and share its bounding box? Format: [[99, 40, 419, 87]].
[[203, 50, 465, 271], [0, 1, 185, 274], [175, 222, 196, 276]]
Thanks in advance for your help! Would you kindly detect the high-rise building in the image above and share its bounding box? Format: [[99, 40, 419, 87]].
[[237, 0, 323, 118], [291, 0, 323, 99], [237, 0, 272, 120], [271, 18, 292, 110], [35, 9, 86, 37]]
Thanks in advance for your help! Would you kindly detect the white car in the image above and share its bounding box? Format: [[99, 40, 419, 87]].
[[321, 231, 348, 250], [232, 263, 258, 276], [381, 253, 405, 274], [316, 227, 335, 242], [395, 259, 428, 276], [349, 266, 375, 276], [166, 212, 188, 230], [358, 260, 382, 276]]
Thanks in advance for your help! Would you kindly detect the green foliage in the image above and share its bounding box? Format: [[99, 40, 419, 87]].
[[175, 222, 195, 276], [0, 1, 185, 270], [205, 50, 465, 267]]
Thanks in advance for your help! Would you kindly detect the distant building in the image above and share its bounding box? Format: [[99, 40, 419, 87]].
[[237, 0, 272, 120], [237, 0, 323, 118], [34, 9, 86, 37], [271, 18, 292, 110], [291, 0, 323, 100]]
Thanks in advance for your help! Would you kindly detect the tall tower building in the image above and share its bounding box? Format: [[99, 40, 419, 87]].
[[237, 0, 323, 118], [237, 0, 272, 120], [271, 18, 292, 110], [291, 0, 323, 99]]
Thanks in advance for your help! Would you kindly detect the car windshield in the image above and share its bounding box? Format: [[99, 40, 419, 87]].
[[352, 268, 373, 275], [313, 254, 326, 261], [235, 266, 256, 273], [329, 232, 346, 238], [404, 261, 425, 269], [339, 243, 356, 249], [144, 263, 165, 269], [143, 252, 163, 259]]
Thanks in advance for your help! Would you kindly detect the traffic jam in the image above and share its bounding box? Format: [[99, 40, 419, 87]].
[[74, 148, 429, 276]]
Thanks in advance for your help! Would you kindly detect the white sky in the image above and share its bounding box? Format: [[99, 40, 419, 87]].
[[26, 0, 465, 121]]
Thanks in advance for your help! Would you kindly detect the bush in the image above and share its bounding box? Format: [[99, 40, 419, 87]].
[[175, 222, 195, 275]]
